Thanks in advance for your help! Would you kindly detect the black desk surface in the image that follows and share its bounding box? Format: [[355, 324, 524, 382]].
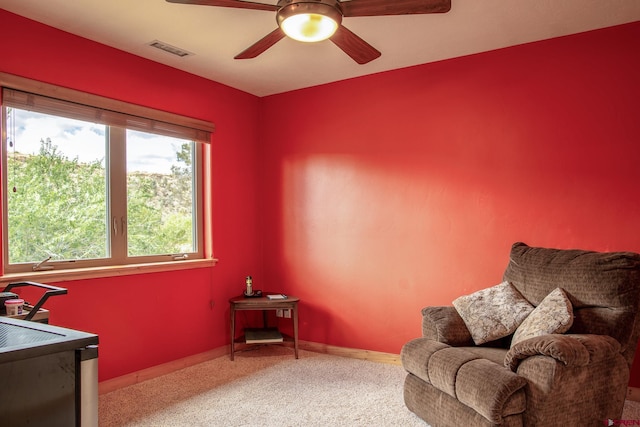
[[0, 316, 98, 363]]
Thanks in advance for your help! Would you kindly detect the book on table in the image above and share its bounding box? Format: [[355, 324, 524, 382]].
[[267, 294, 287, 300], [244, 328, 283, 344]]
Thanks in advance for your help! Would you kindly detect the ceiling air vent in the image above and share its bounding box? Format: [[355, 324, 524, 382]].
[[148, 40, 193, 58]]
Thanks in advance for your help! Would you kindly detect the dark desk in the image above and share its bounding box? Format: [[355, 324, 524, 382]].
[[0, 317, 98, 426], [229, 294, 299, 361]]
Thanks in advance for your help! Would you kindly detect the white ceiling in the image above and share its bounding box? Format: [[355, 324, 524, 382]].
[[1, 0, 639, 97]]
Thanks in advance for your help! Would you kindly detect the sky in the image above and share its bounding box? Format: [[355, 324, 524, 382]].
[[6, 108, 188, 174]]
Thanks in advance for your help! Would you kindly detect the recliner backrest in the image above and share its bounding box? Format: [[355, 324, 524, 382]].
[[503, 242, 640, 367]]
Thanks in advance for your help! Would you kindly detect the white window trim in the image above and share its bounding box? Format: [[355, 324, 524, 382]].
[[0, 72, 217, 281]]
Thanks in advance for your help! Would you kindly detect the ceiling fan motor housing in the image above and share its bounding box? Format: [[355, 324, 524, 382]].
[[276, 0, 344, 28]]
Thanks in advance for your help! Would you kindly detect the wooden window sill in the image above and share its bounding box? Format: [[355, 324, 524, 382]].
[[0, 258, 218, 285]]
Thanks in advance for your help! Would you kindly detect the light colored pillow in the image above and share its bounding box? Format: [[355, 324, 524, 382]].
[[511, 287, 574, 347], [452, 281, 534, 345]]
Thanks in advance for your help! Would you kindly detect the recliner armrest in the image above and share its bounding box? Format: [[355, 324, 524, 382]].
[[422, 306, 473, 346], [504, 334, 622, 372]]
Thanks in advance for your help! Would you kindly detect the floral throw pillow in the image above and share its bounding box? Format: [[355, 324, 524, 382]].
[[452, 281, 534, 345], [510, 287, 573, 347]]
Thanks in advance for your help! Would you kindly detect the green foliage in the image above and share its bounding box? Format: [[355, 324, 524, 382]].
[[7, 138, 194, 264], [127, 142, 194, 256], [7, 138, 107, 263]]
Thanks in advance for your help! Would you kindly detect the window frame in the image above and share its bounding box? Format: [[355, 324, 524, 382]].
[[0, 72, 216, 282]]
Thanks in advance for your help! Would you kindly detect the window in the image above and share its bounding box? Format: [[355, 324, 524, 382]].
[[1, 76, 214, 275]]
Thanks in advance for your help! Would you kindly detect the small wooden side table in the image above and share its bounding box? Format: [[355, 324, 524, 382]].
[[229, 294, 300, 361]]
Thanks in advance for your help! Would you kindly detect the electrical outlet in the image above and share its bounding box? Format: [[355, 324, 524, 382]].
[[284, 309, 291, 318]]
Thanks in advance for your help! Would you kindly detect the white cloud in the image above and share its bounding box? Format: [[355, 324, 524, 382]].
[[8, 109, 186, 174]]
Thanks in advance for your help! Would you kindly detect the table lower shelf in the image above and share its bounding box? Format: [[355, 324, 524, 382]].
[[234, 328, 295, 346], [244, 327, 282, 344]]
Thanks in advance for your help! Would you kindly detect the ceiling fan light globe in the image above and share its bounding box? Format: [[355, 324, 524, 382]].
[[277, 1, 343, 43], [281, 13, 338, 42]]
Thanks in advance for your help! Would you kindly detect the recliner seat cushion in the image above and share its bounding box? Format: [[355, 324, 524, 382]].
[[402, 338, 527, 424]]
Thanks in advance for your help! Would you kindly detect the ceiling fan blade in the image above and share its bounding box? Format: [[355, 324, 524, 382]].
[[165, 0, 277, 12], [235, 28, 286, 59], [330, 25, 381, 64], [340, 0, 451, 17]]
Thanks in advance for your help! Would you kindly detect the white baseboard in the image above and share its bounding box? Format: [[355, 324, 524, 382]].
[[98, 341, 400, 395]]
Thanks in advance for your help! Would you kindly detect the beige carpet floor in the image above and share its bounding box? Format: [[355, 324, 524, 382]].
[[100, 346, 640, 426]]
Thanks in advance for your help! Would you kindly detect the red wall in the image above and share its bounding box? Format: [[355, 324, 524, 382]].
[[259, 23, 640, 384], [0, 9, 263, 381], [3, 8, 640, 387]]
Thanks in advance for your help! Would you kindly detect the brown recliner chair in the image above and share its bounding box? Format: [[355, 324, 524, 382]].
[[401, 242, 640, 426]]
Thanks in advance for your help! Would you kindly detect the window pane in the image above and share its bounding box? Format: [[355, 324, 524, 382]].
[[126, 130, 195, 257], [5, 108, 108, 264]]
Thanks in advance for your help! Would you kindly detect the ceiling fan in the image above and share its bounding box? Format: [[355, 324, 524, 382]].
[[166, 0, 451, 64]]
